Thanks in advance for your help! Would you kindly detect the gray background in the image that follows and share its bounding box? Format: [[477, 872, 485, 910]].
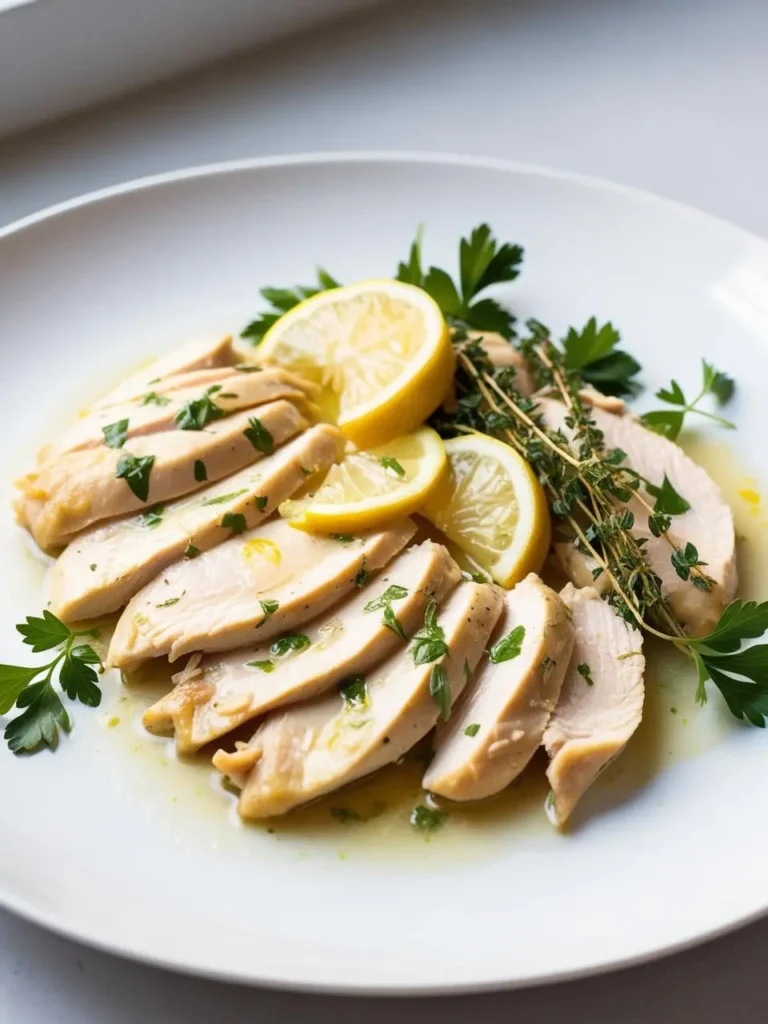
[[2, 0, 768, 1019]]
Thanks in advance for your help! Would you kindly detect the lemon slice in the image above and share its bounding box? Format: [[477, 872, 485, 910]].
[[422, 432, 551, 588], [258, 279, 453, 447], [282, 427, 447, 532]]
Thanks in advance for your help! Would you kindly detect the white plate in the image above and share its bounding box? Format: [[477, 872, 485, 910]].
[[2, 153, 768, 994]]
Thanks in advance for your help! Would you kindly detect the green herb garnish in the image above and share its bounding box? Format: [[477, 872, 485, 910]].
[[383, 604, 408, 642], [259, 598, 279, 624], [270, 634, 311, 657], [116, 452, 155, 502], [175, 385, 225, 430], [201, 489, 248, 507], [410, 804, 447, 834], [464, 723, 481, 737], [354, 563, 369, 588], [140, 391, 171, 407], [577, 663, 594, 686], [429, 663, 451, 720], [1, 611, 102, 754], [240, 268, 341, 345], [339, 675, 368, 709], [194, 460, 208, 483], [255, 496, 268, 512], [221, 512, 247, 535], [156, 597, 182, 608], [247, 659, 275, 673], [642, 360, 735, 441], [331, 533, 355, 544], [184, 541, 201, 559], [488, 625, 525, 664], [562, 318, 641, 398], [380, 456, 405, 477], [102, 419, 129, 449], [137, 504, 164, 529], [244, 416, 274, 454], [364, 585, 409, 613], [410, 600, 448, 665], [330, 807, 364, 824]]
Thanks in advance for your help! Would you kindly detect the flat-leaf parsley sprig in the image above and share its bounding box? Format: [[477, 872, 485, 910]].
[[0, 611, 103, 753], [642, 360, 735, 441]]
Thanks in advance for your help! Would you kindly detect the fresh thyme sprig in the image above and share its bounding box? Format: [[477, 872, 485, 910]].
[[0, 611, 103, 753]]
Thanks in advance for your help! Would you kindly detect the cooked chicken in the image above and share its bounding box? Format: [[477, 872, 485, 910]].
[[92, 336, 235, 409], [143, 541, 462, 752], [49, 425, 344, 622], [469, 331, 534, 395], [424, 574, 574, 801], [43, 369, 319, 460], [540, 398, 736, 635], [543, 584, 645, 826], [17, 401, 307, 551], [214, 581, 504, 819], [108, 518, 416, 668]]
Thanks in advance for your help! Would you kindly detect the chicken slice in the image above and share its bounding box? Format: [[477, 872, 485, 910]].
[[423, 574, 574, 801], [50, 425, 344, 622], [92, 336, 235, 409], [540, 398, 736, 635], [214, 581, 504, 820], [143, 541, 462, 753], [108, 518, 416, 668], [43, 369, 318, 460], [543, 583, 645, 826], [16, 401, 307, 550]]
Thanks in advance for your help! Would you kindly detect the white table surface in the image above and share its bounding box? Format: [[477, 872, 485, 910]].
[[2, 0, 768, 1018]]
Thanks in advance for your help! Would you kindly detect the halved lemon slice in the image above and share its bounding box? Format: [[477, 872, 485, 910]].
[[422, 432, 551, 588], [281, 427, 447, 533], [258, 279, 453, 448]]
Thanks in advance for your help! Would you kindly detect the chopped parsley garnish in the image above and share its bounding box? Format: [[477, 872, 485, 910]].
[[255, 496, 268, 512], [247, 659, 275, 673], [221, 512, 247, 534], [156, 596, 182, 608], [0, 611, 102, 754], [270, 634, 311, 657], [137, 504, 164, 529], [194, 459, 208, 483], [429, 663, 451, 720], [140, 391, 171, 407], [330, 807, 363, 824], [364, 585, 409, 613], [577, 663, 594, 686], [464, 723, 481, 737], [410, 600, 448, 665], [201, 489, 248, 507], [339, 675, 368, 709], [488, 625, 525, 664], [259, 599, 279, 623], [234, 363, 262, 373], [410, 804, 447, 834], [89, 564, 97, 572], [175, 385, 225, 430], [102, 419, 129, 449], [383, 604, 408, 641], [116, 452, 155, 502], [184, 541, 201, 559], [244, 416, 274, 454], [331, 533, 355, 544], [354, 564, 369, 588], [380, 456, 405, 477]]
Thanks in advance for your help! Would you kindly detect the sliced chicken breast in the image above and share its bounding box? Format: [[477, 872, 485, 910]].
[[214, 581, 504, 820], [143, 541, 462, 753], [17, 401, 307, 550], [543, 583, 645, 826], [424, 574, 575, 801], [540, 398, 736, 635], [108, 518, 416, 668], [43, 369, 318, 460], [470, 331, 535, 395], [92, 336, 235, 409], [50, 425, 344, 622]]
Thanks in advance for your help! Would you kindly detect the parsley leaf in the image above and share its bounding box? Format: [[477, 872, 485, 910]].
[[380, 456, 405, 477], [339, 675, 368, 709], [577, 662, 595, 686], [364, 585, 409, 613], [354, 564, 369, 589], [331, 534, 355, 545], [184, 541, 201, 559], [241, 268, 341, 344], [642, 359, 736, 440], [201, 489, 248, 507], [488, 625, 525, 664], [194, 460, 208, 483], [175, 386, 225, 431], [137, 504, 164, 529], [221, 512, 247, 535], [255, 495, 268, 512], [410, 804, 447, 833], [247, 659, 275, 673], [259, 599, 279, 624], [270, 634, 311, 657], [429, 663, 451, 720], [2, 612, 103, 754], [464, 723, 480, 737], [383, 604, 408, 641], [116, 452, 155, 502], [140, 391, 171, 407], [410, 600, 448, 665], [562, 318, 641, 397], [646, 474, 691, 516], [102, 419, 129, 449], [244, 416, 274, 454]]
